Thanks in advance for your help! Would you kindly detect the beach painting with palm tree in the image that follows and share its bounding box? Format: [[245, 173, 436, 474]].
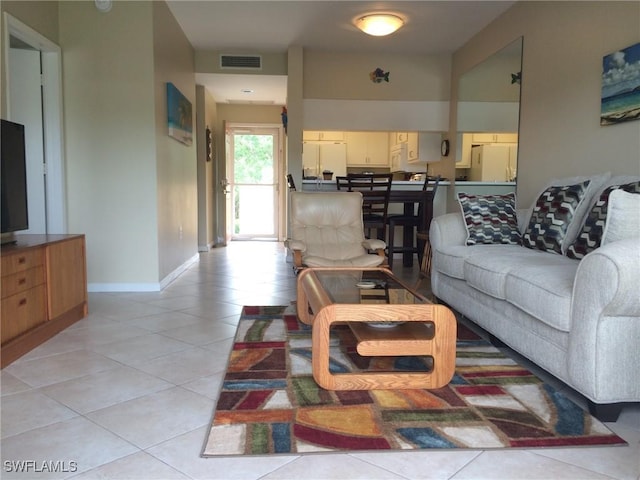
[[167, 82, 193, 145], [601, 42, 640, 126]]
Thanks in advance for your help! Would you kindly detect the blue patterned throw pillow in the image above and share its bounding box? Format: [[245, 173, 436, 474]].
[[457, 192, 521, 245], [523, 181, 590, 254], [566, 181, 640, 259]]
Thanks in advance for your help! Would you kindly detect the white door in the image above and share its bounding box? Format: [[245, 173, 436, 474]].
[[226, 125, 282, 240], [9, 47, 47, 234]]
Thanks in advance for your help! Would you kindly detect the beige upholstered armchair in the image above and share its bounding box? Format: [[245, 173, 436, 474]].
[[286, 192, 387, 269]]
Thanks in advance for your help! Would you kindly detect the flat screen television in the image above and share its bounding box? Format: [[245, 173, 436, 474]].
[[1, 119, 29, 242]]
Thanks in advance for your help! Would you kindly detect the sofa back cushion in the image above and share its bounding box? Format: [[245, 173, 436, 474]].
[[602, 189, 640, 245]]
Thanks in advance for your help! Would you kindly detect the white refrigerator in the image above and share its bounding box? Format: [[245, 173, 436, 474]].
[[469, 145, 511, 182], [302, 142, 347, 179]]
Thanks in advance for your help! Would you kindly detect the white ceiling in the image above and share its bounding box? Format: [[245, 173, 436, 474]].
[[167, 1, 516, 104]]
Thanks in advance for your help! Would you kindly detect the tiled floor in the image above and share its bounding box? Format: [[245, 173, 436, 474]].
[[1, 241, 639, 479]]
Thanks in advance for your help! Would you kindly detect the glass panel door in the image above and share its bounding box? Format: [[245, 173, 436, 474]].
[[228, 127, 279, 239]]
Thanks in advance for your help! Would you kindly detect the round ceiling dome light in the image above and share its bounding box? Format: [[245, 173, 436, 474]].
[[355, 13, 404, 36]]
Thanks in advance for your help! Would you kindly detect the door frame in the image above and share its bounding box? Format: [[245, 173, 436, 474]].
[[3, 13, 66, 233], [224, 122, 285, 241]]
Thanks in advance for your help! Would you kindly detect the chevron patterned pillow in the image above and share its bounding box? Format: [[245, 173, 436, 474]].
[[523, 181, 590, 254], [457, 192, 521, 245], [566, 181, 640, 259]]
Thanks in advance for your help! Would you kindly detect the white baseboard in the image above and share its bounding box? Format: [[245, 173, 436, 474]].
[[87, 254, 200, 292], [198, 241, 214, 252], [159, 253, 200, 290]]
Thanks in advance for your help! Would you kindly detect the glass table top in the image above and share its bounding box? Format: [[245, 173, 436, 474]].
[[313, 269, 428, 306]]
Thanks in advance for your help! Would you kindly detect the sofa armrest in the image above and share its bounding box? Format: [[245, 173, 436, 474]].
[[568, 238, 640, 402], [429, 212, 467, 250]]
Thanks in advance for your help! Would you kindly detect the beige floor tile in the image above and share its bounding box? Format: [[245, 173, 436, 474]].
[[86, 387, 213, 449], [0, 390, 78, 439], [0, 371, 32, 396], [125, 310, 206, 332], [146, 427, 300, 480], [41, 365, 173, 414], [71, 451, 189, 479], [132, 346, 229, 384], [0, 416, 137, 479], [159, 319, 238, 346], [3, 350, 121, 388], [350, 450, 482, 480], [451, 450, 616, 479], [180, 372, 225, 400], [261, 453, 407, 479], [90, 333, 193, 365]]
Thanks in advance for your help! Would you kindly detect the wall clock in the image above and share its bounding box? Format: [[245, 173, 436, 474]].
[[441, 139, 450, 157]]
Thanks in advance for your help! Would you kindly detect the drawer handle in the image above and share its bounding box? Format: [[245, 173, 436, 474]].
[[19, 298, 27, 306], [18, 256, 26, 264], [18, 277, 27, 285]]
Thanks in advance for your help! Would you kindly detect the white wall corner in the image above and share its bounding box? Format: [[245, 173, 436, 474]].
[[88, 253, 200, 292]]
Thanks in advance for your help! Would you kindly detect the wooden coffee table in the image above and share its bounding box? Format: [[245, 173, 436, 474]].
[[296, 267, 457, 390]]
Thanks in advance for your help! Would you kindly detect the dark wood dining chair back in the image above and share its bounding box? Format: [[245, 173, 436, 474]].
[[386, 175, 441, 270], [335, 176, 350, 191], [345, 173, 393, 240]]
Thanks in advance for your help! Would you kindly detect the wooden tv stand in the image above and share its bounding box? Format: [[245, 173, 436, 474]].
[[1, 234, 88, 367]]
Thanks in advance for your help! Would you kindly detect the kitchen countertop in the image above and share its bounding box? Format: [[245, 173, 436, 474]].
[[301, 179, 516, 187]]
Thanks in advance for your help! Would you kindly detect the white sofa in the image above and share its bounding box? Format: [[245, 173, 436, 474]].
[[430, 174, 640, 421]]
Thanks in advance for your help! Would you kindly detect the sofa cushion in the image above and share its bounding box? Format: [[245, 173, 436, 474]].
[[505, 259, 580, 332], [457, 192, 521, 245], [566, 180, 640, 259], [523, 181, 591, 255], [432, 244, 506, 280], [602, 189, 640, 245], [464, 246, 557, 299]]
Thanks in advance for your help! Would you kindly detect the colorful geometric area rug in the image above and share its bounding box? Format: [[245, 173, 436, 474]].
[[202, 306, 626, 456]]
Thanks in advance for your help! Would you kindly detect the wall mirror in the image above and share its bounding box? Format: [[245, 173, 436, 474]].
[[456, 37, 523, 183]]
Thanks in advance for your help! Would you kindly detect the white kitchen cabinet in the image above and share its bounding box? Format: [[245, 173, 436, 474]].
[[472, 133, 518, 143], [457, 133, 474, 168], [345, 132, 389, 166], [302, 142, 347, 179], [303, 131, 344, 141], [406, 132, 442, 164], [391, 132, 408, 146]]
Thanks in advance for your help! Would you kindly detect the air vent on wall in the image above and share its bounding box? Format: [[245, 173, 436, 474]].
[[220, 54, 262, 69]]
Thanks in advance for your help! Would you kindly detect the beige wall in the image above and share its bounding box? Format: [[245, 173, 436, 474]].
[[152, 1, 198, 282], [60, 1, 159, 288], [304, 51, 450, 101], [449, 1, 640, 210], [57, 0, 197, 290]]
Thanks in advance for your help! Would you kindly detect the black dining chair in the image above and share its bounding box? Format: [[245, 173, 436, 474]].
[[386, 175, 440, 270], [339, 173, 393, 241]]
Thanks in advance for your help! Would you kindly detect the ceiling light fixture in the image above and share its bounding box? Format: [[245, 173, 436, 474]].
[[355, 13, 404, 37]]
